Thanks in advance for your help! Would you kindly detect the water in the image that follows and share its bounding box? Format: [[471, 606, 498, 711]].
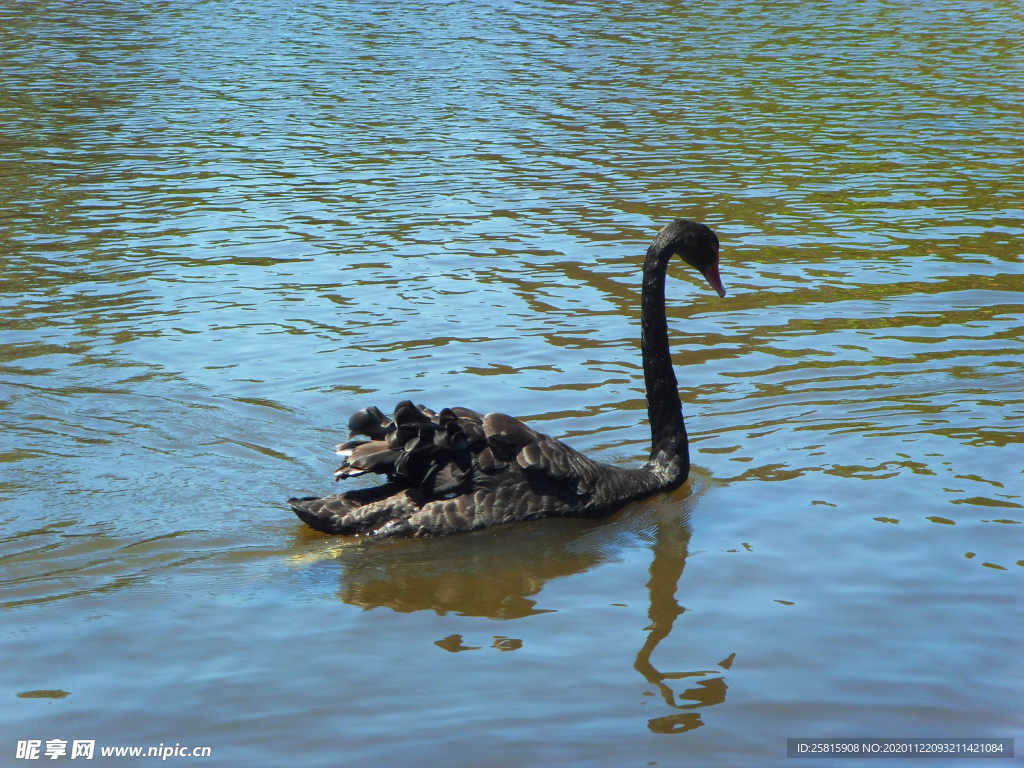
[[2, 0, 1022, 765]]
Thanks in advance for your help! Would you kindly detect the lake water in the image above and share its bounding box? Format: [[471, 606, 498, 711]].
[[2, 1, 1022, 765]]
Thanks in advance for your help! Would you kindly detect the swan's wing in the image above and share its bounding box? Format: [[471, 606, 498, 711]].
[[296, 403, 614, 535], [340, 400, 486, 496], [338, 402, 601, 499], [483, 412, 602, 496]]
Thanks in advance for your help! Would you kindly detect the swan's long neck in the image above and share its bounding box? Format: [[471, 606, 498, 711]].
[[641, 242, 689, 487]]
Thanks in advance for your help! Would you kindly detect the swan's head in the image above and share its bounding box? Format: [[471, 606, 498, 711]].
[[653, 219, 726, 298]]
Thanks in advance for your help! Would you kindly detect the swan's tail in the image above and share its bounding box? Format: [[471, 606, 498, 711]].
[[287, 485, 419, 537], [288, 496, 350, 534]]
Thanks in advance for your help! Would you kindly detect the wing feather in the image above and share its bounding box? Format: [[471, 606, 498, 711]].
[[331, 404, 605, 526]]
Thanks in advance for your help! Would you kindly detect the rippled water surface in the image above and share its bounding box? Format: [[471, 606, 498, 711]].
[[2, 1, 1023, 765]]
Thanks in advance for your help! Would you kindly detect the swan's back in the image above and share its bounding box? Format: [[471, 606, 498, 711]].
[[288, 400, 663, 537]]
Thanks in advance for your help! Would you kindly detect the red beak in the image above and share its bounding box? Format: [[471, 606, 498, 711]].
[[703, 259, 727, 298]]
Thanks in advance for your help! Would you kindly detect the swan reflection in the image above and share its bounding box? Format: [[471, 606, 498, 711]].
[[333, 515, 604, 619], [634, 508, 732, 733], [328, 489, 732, 733]]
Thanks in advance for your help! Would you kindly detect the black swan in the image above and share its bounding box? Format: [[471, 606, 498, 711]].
[[289, 219, 726, 537]]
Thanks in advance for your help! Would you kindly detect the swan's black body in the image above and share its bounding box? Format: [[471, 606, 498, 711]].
[[289, 219, 725, 537]]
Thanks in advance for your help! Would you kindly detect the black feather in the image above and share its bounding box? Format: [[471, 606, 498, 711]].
[[347, 406, 389, 440]]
